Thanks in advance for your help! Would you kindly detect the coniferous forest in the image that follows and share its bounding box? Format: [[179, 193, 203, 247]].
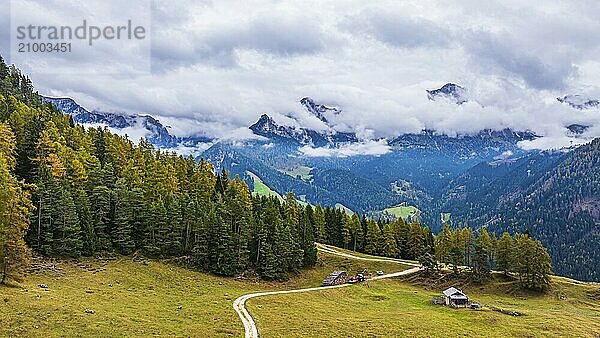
[[0, 55, 552, 290]]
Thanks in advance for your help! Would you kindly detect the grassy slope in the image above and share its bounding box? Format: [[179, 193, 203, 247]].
[[247, 171, 282, 200], [1, 259, 251, 337], [279, 166, 313, 181], [383, 205, 419, 219], [0, 252, 407, 337], [247, 273, 600, 337], [247, 171, 314, 207], [3, 248, 599, 338]]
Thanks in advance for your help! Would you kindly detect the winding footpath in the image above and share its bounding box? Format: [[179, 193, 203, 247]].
[[232, 244, 422, 338]]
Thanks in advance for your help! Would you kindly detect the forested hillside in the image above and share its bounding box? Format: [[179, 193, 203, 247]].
[[441, 142, 600, 281], [489, 140, 600, 281]]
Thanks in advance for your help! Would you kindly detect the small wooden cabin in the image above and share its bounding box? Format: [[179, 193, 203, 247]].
[[322, 270, 348, 286], [442, 287, 468, 307]]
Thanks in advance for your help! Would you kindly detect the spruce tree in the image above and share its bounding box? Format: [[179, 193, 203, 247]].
[[341, 213, 351, 249], [423, 226, 435, 255], [472, 228, 492, 280], [276, 223, 303, 274], [90, 185, 111, 251], [53, 185, 82, 257], [299, 211, 317, 267], [407, 222, 424, 259], [224, 177, 252, 272], [257, 241, 278, 279], [162, 193, 183, 256], [382, 223, 399, 257], [350, 212, 363, 252], [143, 201, 166, 256], [34, 177, 57, 255], [364, 219, 381, 255], [496, 232, 514, 275], [395, 218, 410, 259], [313, 205, 326, 243], [73, 188, 94, 256], [129, 187, 146, 249], [210, 196, 236, 276], [112, 179, 135, 254], [191, 201, 211, 271]]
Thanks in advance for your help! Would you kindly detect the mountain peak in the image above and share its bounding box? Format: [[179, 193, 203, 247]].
[[250, 114, 279, 133], [42, 96, 88, 115], [566, 124, 590, 135], [427, 83, 468, 104], [300, 97, 341, 123], [557, 95, 600, 110], [42, 95, 189, 148], [249, 111, 357, 146]]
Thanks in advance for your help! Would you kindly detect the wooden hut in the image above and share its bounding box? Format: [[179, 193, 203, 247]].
[[322, 270, 348, 286], [442, 287, 468, 307]]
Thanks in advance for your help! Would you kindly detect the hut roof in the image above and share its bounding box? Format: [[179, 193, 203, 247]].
[[443, 287, 467, 298]]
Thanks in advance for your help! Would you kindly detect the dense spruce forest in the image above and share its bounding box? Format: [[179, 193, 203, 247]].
[[439, 141, 600, 281], [0, 56, 551, 289], [488, 139, 600, 282]]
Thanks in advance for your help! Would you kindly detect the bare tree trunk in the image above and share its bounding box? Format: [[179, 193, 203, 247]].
[[255, 239, 261, 264], [1, 255, 8, 285], [38, 197, 42, 250]]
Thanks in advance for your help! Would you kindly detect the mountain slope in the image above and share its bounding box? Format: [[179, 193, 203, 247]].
[[441, 139, 600, 281], [438, 150, 568, 226], [200, 141, 339, 207], [249, 97, 358, 146]]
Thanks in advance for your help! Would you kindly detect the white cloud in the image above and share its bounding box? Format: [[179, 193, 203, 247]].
[[299, 139, 391, 157], [493, 150, 513, 160], [168, 142, 214, 158], [3, 0, 600, 149], [518, 136, 593, 151], [81, 122, 149, 142]]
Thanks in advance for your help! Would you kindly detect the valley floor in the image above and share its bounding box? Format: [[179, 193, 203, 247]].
[[1, 251, 599, 337]]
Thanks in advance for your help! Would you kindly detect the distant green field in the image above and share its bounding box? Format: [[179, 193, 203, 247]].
[[247, 172, 315, 207], [247, 171, 283, 200], [383, 204, 419, 219], [279, 166, 313, 181]]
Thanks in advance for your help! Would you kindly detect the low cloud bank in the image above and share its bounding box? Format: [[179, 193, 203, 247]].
[[299, 139, 391, 157]]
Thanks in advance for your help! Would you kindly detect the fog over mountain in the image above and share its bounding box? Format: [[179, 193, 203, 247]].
[[5, 0, 600, 150]]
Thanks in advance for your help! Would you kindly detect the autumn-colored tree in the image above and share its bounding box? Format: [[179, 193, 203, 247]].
[[0, 123, 33, 283]]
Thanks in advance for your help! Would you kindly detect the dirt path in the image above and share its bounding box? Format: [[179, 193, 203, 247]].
[[232, 244, 421, 338]]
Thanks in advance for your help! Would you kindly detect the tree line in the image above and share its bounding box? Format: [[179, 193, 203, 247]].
[[433, 225, 552, 290]]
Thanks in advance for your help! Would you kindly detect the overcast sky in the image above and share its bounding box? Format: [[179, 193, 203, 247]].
[[4, 0, 600, 148]]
